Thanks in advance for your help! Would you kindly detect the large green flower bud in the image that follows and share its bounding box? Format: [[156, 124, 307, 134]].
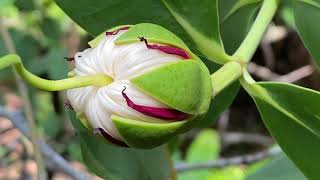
[[67, 23, 212, 148]]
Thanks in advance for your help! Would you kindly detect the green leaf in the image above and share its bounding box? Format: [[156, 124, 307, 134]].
[[40, 17, 62, 44], [219, 0, 262, 54], [54, 0, 229, 64], [14, 0, 35, 12], [278, 1, 295, 28], [179, 129, 220, 180], [69, 111, 170, 180], [293, 0, 320, 68], [35, 92, 63, 138], [29, 48, 68, 79], [0, 29, 40, 81], [43, 48, 68, 79], [246, 153, 306, 180], [246, 82, 320, 180], [187, 130, 220, 162], [0, 0, 18, 17], [207, 166, 245, 180], [67, 141, 83, 162], [162, 0, 230, 63]]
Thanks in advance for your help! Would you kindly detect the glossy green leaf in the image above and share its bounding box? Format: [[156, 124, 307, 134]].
[[35, 92, 63, 138], [293, 0, 320, 68], [278, 1, 295, 28], [179, 129, 220, 180], [0, 29, 40, 80], [246, 82, 320, 180], [54, 0, 229, 64], [246, 153, 306, 180], [219, 0, 262, 54], [31, 48, 68, 79], [208, 166, 245, 180], [69, 111, 170, 180], [14, 0, 35, 12], [162, 0, 230, 63], [40, 17, 62, 44], [187, 130, 220, 162]]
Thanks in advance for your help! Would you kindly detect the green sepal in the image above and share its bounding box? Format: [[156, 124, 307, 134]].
[[131, 60, 200, 114], [115, 23, 190, 53], [195, 57, 213, 117], [88, 24, 133, 48], [131, 60, 211, 115], [111, 115, 189, 148]]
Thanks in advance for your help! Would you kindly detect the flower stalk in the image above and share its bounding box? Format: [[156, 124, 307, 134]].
[[0, 54, 113, 91]]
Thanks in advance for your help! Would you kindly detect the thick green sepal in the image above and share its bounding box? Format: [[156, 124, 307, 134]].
[[88, 25, 133, 48], [196, 58, 213, 116], [115, 23, 190, 52], [111, 115, 188, 148], [131, 61, 203, 114]]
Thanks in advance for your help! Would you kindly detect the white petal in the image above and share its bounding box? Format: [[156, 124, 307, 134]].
[[96, 80, 167, 124]]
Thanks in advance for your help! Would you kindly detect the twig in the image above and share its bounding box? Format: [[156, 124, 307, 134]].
[[0, 17, 47, 179], [175, 146, 281, 172], [0, 107, 90, 180], [248, 62, 314, 83], [274, 65, 314, 83], [261, 38, 275, 69], [248, 62, 279, 80], [261, 24, 288, 69], [223, 132, 273, 147], [217, 110, 230, 148]]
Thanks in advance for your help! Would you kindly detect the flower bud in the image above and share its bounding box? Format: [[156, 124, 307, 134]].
[[67, 23, 212, 148]]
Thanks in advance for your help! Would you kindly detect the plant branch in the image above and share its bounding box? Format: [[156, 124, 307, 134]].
[[248, 62, 315, 83], [0, 107, 90, 180], [175, 146, 281, 172], [233, 0, 279, 62], [223, 132, 273, 147], [0, 17, 47, 180]]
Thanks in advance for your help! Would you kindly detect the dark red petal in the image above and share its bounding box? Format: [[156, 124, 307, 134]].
[[106, 26, 130, 36], [94, 128, 129, 147], [122, 87, 190, 121], [139, 37, 190, 59]]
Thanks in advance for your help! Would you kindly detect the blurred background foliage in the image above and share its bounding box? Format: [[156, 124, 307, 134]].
[[0, 0, 314, 179]]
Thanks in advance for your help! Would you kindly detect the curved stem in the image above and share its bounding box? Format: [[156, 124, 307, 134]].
[[233, 0, 280, 62], [211, 61, 243, 96], [0, 54, 113, 91]]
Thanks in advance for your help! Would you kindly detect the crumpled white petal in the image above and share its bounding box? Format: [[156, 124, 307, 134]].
[[67, 30, 181, 140]]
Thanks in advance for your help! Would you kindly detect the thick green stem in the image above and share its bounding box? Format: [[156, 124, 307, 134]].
[[233, 0, 279, 62], [0, 54, 113, 91], [211, 61, 243, 96]]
